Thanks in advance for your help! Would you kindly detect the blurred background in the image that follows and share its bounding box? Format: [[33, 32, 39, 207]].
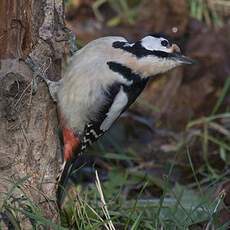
[[63, 0, 230, 229]]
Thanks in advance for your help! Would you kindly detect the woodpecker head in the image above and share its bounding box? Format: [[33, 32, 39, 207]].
[[112, 34, 195, 77]]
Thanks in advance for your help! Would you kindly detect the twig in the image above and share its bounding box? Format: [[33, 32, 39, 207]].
[[95, 170, 115, 230]]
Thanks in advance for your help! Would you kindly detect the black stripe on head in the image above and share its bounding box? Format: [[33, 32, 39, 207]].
[[113, 41, 127, 48], [112, 40, 173, 59], [107, 61, 142, 82], [107, 61, 149, 109]]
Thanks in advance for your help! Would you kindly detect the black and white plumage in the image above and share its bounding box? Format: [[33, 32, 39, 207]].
[[56, 34, 194, 207]]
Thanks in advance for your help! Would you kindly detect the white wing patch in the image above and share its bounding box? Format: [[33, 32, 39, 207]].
[[141, 36, 169, 52], [100, 86, 128, 132]]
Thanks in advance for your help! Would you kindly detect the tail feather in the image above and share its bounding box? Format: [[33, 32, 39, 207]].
[[56, 160, 74, 209], [56, 153, 90, 209]]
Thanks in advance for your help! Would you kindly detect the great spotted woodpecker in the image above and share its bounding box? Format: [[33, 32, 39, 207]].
[[56, 34, 194, 207]]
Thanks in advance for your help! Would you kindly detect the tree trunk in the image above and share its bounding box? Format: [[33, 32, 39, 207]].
[[0, 0, 75, 225]]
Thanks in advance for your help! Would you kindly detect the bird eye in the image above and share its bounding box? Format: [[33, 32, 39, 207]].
[[161, 40, 169, 47]]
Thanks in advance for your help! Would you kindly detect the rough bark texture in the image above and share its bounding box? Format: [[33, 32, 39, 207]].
[[0, 0, 76, 224]]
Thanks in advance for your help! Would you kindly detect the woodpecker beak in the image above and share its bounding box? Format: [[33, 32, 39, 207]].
[[170, 44, 196, 65]]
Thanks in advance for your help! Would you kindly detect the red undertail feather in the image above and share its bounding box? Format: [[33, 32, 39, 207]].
[[63, 127, 80, 161]]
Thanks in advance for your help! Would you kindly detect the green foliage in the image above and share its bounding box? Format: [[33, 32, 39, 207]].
[[1, 152, 228, 229], [187, 0, 223, 26], [59, 168, 226, 229], [0, 177, 66, 230], [92, 0, 140, 26], [212, 76, 230, 115]]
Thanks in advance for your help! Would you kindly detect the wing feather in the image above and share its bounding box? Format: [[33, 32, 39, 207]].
[[100, 86, 128, 131], [81, 84, 128, 150]]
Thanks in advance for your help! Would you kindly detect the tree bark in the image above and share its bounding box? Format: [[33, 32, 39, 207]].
[[0, 0, 75, 224]]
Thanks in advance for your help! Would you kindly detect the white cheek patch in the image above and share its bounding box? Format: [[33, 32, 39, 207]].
[[100, 86, 128, 132], [141, 36, 169, 53]]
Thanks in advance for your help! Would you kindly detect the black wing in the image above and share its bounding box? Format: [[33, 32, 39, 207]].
[[80, 82, 122, 151], [81, 61, 149, 152]]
